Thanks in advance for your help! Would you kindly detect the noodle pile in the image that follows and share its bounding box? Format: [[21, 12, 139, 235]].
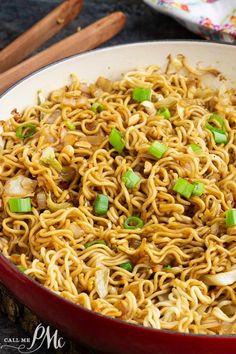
[[0, 55, 236, 334]]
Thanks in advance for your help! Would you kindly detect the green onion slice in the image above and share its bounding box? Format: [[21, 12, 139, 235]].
[[226, 209, 236, 227], [206, 113, 225, 132], [122, 170, 140, 189], [94, 194, 109, 215], [18, 265, 27, 273], [85, 240, 106, 248], [164, 265, 172, 269], [16, 123, 37, 139], [158, 107, 171, 120], [119, 262, 133, 272], [8, 198, 32, 213], [192, 181, 205, 197], [109, 128, 125, 154], [132, 87, 151, 102], [173, 178, 194, 199], [148, 141, 168, 159], [41, 147, 62, 172], [91, 102, 104, 113], [65, 120, 75, 131], [212, 131, 227, 145], [205, 114, 227, 145], [124, 216, 144, 230], [187, 144, 202, 153]]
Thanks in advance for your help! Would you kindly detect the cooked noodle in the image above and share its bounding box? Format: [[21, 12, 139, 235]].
[[0, 55, 236, 334]]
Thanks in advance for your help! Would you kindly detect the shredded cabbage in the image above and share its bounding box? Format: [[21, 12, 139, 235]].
[[202, 269, 236, 286], [95, 267, 110, 299]]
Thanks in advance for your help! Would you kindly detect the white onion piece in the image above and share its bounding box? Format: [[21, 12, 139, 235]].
[[151, 92, 164, 102], [96, 77, 112, 92], [157, 96, 177, 107], [144, 161, 152, 174], [185, 163, 192, 172], [177, 103, 185, 119], [41, 146, 55, 161], [95, 267, 110, 299], [63, 97, 77, 106], [128, 114, 140, 126], [48, 136, 56, 143], [36, 192, 47, 210], [141, 101, 156, 116], [60, 128, 67, 141], [47, 110, 60, 124], [94, 88, 103, 98], [219, 84, 227, 96], [0, 125, 5, 150], [37, 90, 46, 105], [69, 223, 84, 238], [202, 269, 236, 286], [4, 175, 37, 197], [40, 126, 56, 143], [166, 56, 183, 74], [77, 96, 89, 105], [80, 84, 90, 94]]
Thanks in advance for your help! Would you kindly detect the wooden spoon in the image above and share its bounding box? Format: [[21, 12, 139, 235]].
[[0, 12, 126, 95], [0, 0, 84, 73]]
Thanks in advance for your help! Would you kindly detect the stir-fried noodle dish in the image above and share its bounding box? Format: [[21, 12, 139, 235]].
[[1, 55, 236, 334]]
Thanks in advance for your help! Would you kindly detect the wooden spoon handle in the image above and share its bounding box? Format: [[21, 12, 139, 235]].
[[0, 0, 83, 73], [0, 11, 126, 95]]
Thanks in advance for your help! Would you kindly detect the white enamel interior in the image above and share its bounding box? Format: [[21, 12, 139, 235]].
[[0, 41, 235, 119]]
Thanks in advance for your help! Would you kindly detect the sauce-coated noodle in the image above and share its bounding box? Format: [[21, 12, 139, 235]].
[[0, 55, 236, 334]]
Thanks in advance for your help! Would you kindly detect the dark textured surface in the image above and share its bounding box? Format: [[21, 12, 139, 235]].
[[0, 0, 199, 353], [0, 0, 199, 53]]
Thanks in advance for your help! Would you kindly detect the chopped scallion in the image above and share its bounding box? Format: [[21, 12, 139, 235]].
[[173, 178, 194, 199], [18, 265, 27, 273], [16, 123, 37, 139], [192, 181, 205, 197], [8, 198, 32, 213], [212, 131, 227, 145], [85, 240, 106, 248], [94, 194, 109, 215], [164, 265, 172, 269], [206, 113, 225, 132], [188, 144, 202, 153], [109, 128, 125, 154], [91, 102, 104, 113], [41, 147, 62, 172], [148, 141, 168, 159], [158, 107, 171, 120], [124, 216, 144, 230], [226, 209, 236, 227], [119, 262, 133, 272], [65, 120, 75, 131], [132, 87, 151, 102], [122, 170, 140, 189], [205, 113, 227, 145]]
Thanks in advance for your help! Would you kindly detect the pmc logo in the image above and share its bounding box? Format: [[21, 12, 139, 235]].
[[0, 323, 66, 353]]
